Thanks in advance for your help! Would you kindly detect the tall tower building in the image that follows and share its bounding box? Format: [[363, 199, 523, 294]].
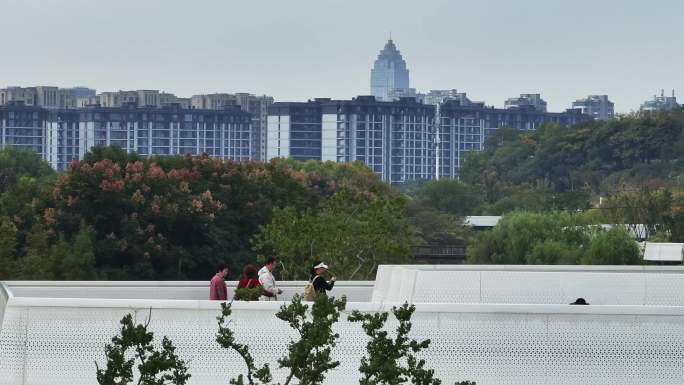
[[572, 95, 614, 120], [370, 39, 410, 101]]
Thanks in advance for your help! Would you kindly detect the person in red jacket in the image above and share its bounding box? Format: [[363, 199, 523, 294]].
[[209, 263, 229, 300], [237, 264, 260, 289]]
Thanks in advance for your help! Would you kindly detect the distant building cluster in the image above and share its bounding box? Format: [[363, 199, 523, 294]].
[[368, 39, 680, 117], [266, 95, 589, 184], [640, 89, 680, 113], [0, 39, 681, 183], [268, 97, 435, 184], [0, 102, 252, 171], [0, 87, 274, 169], [0, 86, 96, 109]]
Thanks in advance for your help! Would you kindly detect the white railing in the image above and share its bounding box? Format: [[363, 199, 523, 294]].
[[4, 280, 374, 302], [0, 282, 11, 333]]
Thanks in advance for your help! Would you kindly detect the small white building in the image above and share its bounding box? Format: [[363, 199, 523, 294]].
[[643, 242, 684, 264]]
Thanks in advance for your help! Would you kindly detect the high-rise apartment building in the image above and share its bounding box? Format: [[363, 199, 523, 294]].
[[387, 87, 417, 101], [437, 110, 484, 179], [76, 90, 188, 109], [504, 94, 548, 112], [96, 91, 139, 108], [0, 102, 254, 171], [572, 95, 614, 120], [190, 93, 237, 110], [0, 102, 47, 157], [268, 95, 592, 183], [234, 94, 274, 161], [0, 87, 38, 107], [0, 86, 96, 109], [640, 90, 680, 112], [370, 39, 410, 102], [417, 90, 481, 180], [438, 99, 591, 178], [268, 96, 435, 184], [160, 92, 191, 109], [418, 89, 476, 108], [191, 93, 273, 161]]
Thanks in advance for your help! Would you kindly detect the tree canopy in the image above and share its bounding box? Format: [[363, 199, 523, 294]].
[[0, 146, 413, 280]]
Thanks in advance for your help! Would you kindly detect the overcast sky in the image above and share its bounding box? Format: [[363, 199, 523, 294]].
[[1, 0, 682, 113]]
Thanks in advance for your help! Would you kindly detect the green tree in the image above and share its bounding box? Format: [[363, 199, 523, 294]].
[[528, 240, 581, 265], [667, 211, 684, 242], [409, 179, 483, 216], [452, 109, 684, 196], [216, 295, 347, 385], [276, 294, 347, 385], [48, 235, 70, 280], [0, 175, 53, 239], [599, 187, 673, 239], [349, 303, 475, 385], [0, 216, 18, 279], [18, 222, 52, 279], [95, 311, 191, 385], [216, 302, 272, 385], [254, 188, 412, 280], [0, 146, 54, 194], [467, 212, 592, 265], [405, 201, 470, 247], [63, 221, 97, 280], [581, 227, 641, 265], [51, 148, 391, 280]]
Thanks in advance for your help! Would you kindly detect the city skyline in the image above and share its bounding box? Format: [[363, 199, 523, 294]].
[[1, 0, 683, 113]]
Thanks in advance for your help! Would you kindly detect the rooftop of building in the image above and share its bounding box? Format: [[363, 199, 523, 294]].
[[0, 100, 252, 116], [375, 39, 406, 62], [269, 95, 435, 112]]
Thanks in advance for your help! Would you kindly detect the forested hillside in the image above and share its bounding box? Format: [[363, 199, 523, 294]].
[[462, 108, 684, 194]]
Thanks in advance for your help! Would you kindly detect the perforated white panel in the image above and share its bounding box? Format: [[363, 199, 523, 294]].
[[388, 269, 684, 305], [412, 271, 482, 303], [2, 301, 684, 385], [479, 271, 647, 305]]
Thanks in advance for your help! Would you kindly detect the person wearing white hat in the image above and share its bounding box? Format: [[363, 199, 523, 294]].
[[309, 261, 336, 295]]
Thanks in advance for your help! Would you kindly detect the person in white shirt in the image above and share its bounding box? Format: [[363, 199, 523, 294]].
[[258, 256, 282, 301]]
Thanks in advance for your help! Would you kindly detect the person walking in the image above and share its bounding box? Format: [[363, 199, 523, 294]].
[[310, 261, 336, 295], [209, 263, 229, 301], [258, 256, 282, 301], [237, 264, 260, 289]]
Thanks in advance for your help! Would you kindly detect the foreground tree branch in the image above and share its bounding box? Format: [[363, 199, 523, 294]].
[[275, 294, 347, 385], [349, 303, 475, 385], [216, 301, 272, 385], [95, 310, 191, 385]]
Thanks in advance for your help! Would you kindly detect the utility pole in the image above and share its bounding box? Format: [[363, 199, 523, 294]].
[[434, 103, 440, 181]]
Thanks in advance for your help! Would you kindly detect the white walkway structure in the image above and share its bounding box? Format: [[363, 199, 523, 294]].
[[2, 266, 684, 385]]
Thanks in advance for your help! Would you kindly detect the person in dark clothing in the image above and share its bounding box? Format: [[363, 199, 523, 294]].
[[570, 298, 589, 305], [310, 261, 336, 294], [237, 264, 260, 289]]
